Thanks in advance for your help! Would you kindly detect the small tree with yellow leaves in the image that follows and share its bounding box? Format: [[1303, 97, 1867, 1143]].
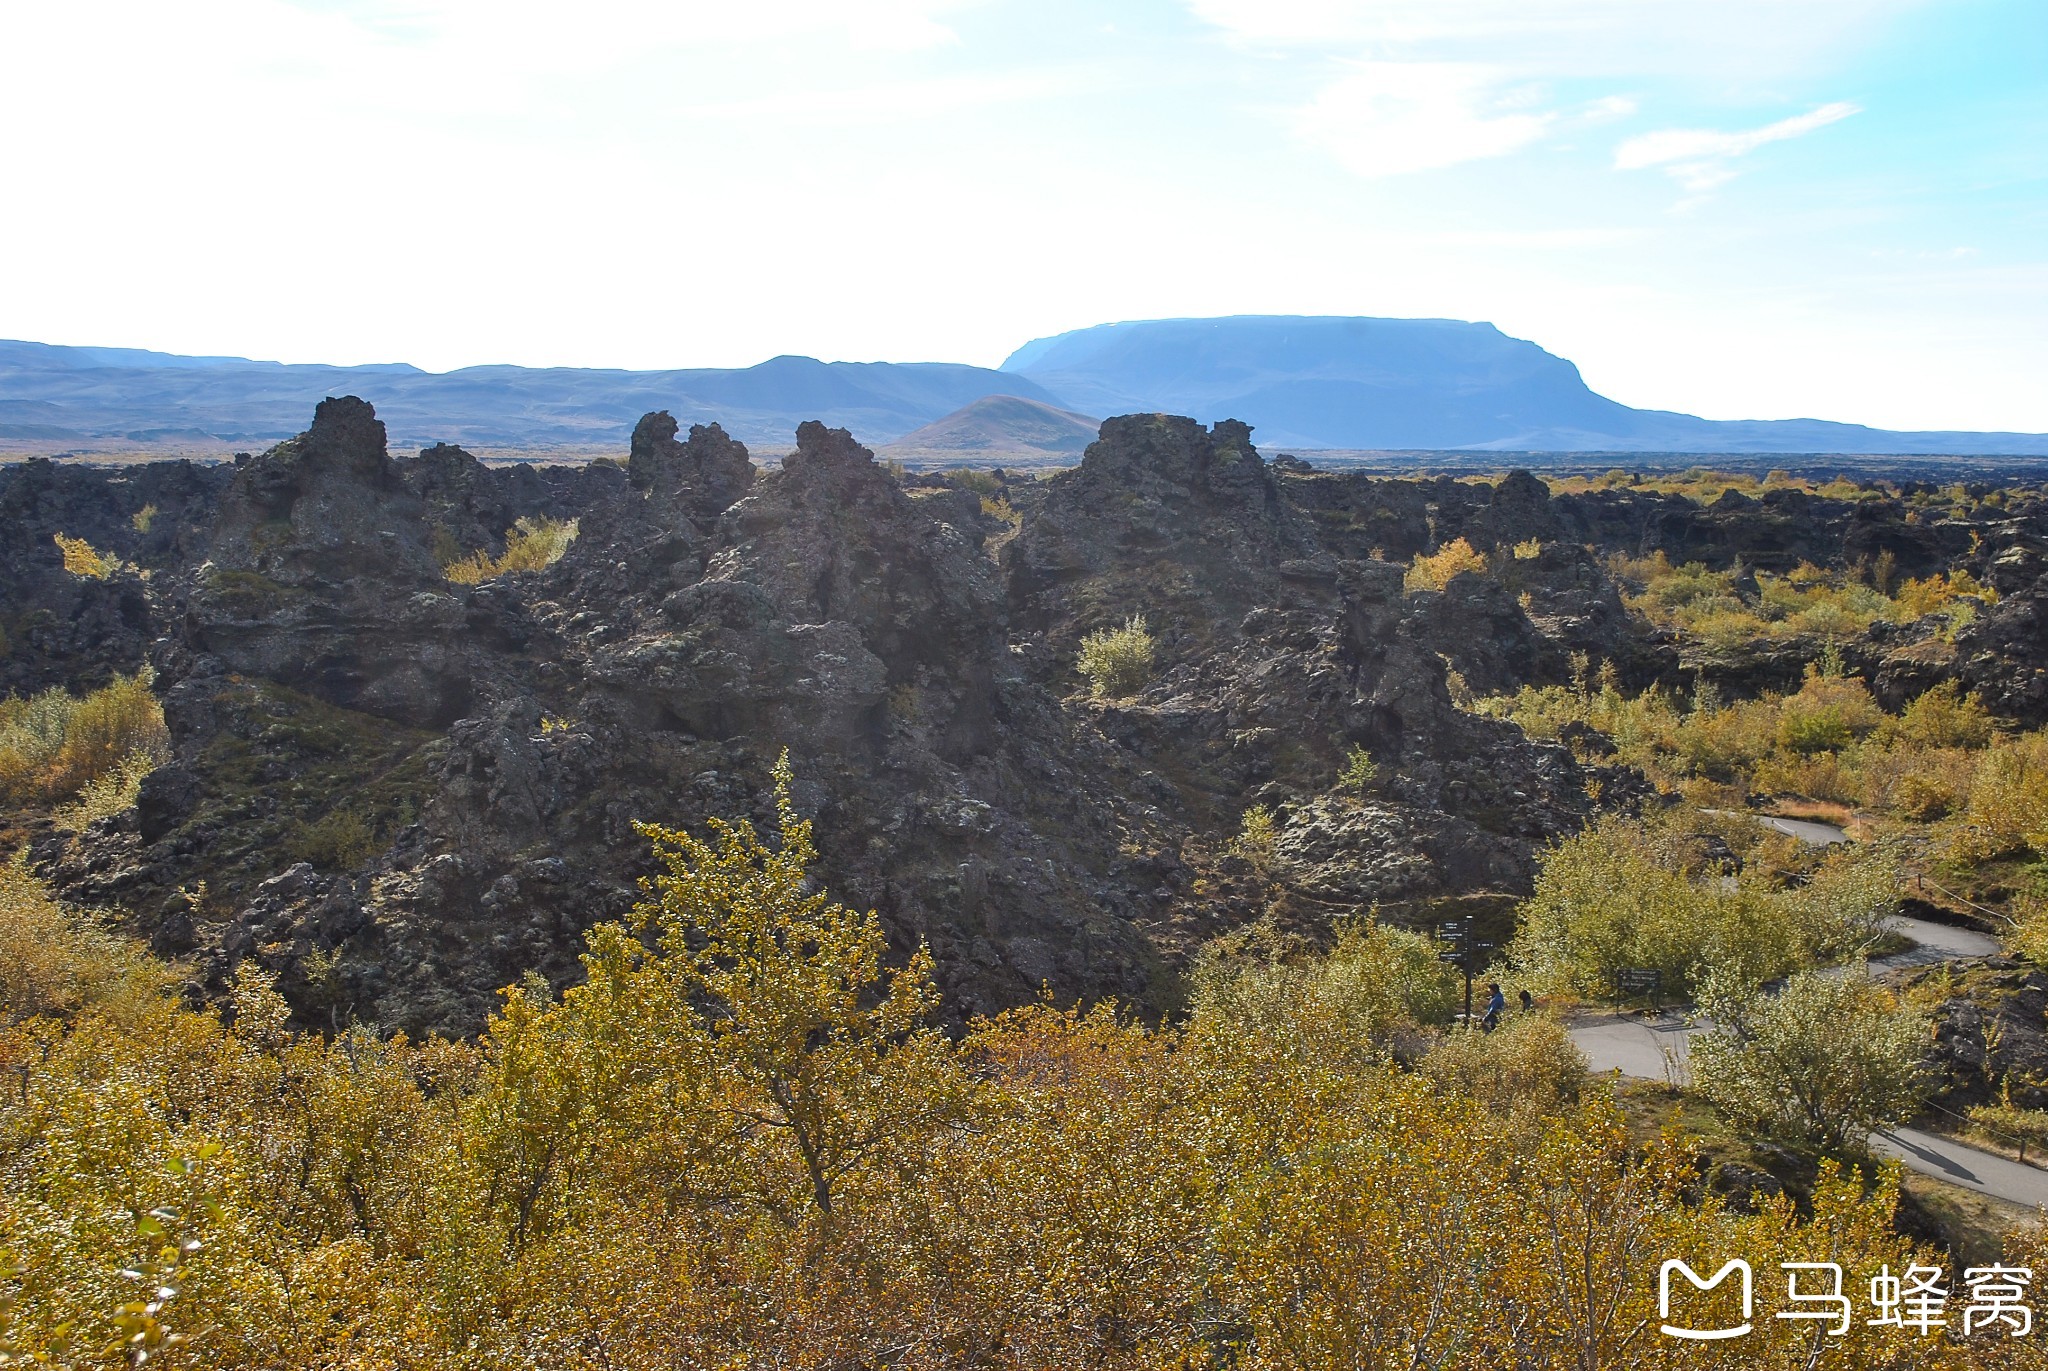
[[1231, 803, 1278, 873], [627, 751, 964, 1220]]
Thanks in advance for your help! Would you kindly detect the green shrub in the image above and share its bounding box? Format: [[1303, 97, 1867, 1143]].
[[0, 670, 168, 806], [0, 689, 73, 799], [1782, 842, 1902, 962], [1889, 680, 1995, 750], [1774, 670, 1883, 755], [1509, 817, 1744, 999], [1335, 744, 1379, 792], [1877, 746, 1969, 819], [1076, 614, 1156, 698], [202, 567, 295, 614], [948, 468, 1001, 495], [56, 746, 166, 830], [1954, 732, 2048, 861], [1604, 550, 1993, 646], [0, 857, 173, 1023], [1690, 970, 1931, 1155], [54, 670, 168, 792], [2012, 896, 2048, 964], [1192, 919, 1457, 1068], [1969, 1101, 2048, 1156], [1506, 815, 1892, 1000], [52, 534, 113, 580], [1230, 804, 1278, 869], [1474, 651, 2047, 838], [288, 805, 382, 870]]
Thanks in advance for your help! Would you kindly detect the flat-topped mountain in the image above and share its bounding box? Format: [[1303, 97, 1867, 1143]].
[[1001, 315, 2048, 455]]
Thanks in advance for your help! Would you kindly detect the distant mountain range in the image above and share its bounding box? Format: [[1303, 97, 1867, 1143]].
[[5, 317, 2046, 457], [0, 340, 1065, 451]]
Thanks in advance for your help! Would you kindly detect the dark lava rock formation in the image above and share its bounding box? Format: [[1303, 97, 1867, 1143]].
[[8, 402, 2048, 1035], [0, 456, 229, 697]]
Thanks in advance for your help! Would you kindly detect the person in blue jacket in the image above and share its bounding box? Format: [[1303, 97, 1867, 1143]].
[[1481, 982, 1507, 1033]]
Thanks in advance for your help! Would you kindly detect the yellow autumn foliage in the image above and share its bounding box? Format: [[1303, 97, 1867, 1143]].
[[1404, 536, 1488, 591], [52, 533, 114, 580], [0, 759, 2016, 1369], [0, 669, 168, 808], [441, 516, 579, 584]]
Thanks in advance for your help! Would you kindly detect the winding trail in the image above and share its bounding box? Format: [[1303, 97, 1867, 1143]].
[[1755, 814, 1853, 846], [1563, 820, 2043, 1204], [1869, 1129, 2048, 1207], [1568, 915, 2001, 1083]]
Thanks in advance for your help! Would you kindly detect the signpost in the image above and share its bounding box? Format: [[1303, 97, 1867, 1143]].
[[1435, 919, 1495, 1029], [1615, 967, 1663, 1014]]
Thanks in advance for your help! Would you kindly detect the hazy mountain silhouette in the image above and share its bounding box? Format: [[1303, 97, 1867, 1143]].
[[882, 395, 1100, 460], [1001, 316, 2048, 455], [0, 341, 1065, 449], [7, 317, 2047, 457]]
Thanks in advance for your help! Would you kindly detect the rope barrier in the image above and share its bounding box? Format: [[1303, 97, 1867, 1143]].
[[1908, 871, 2010, 926], [1920, 1097, 2041, 1166]]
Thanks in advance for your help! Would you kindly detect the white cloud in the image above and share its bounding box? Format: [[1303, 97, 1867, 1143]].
[[0, 0, 2038, 436], [1195, 1, 1894, 188], [1183, 0, 1927, 80], [1296, 63, 1554, 177], [1615, 102, 1861, 191]]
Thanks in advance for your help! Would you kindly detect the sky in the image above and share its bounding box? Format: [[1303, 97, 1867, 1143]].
[[0, 0, 2043, 432]]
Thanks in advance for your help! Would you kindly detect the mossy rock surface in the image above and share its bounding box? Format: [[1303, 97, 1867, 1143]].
[[176, 677, 438, 897], [202, 567, 301, 615]]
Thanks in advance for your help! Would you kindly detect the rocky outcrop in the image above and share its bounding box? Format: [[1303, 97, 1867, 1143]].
[[0, 456, 229, 696], [629, 411, 755, 518], [1949, 574, 2048, 725], [1886, 958, 2048, 1111], [188, 397, 481, 727], [83, 407, 1578, 1032], [1006, 417, 1587, 934], [1010, 415, 1316, 630], [50, 405, 1179, 1031], [12, 403, 2048, 1039], [401, 441, 601, 559]]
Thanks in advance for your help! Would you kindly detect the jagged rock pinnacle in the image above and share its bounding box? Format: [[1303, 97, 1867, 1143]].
[[628, 410, 755, 517]]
